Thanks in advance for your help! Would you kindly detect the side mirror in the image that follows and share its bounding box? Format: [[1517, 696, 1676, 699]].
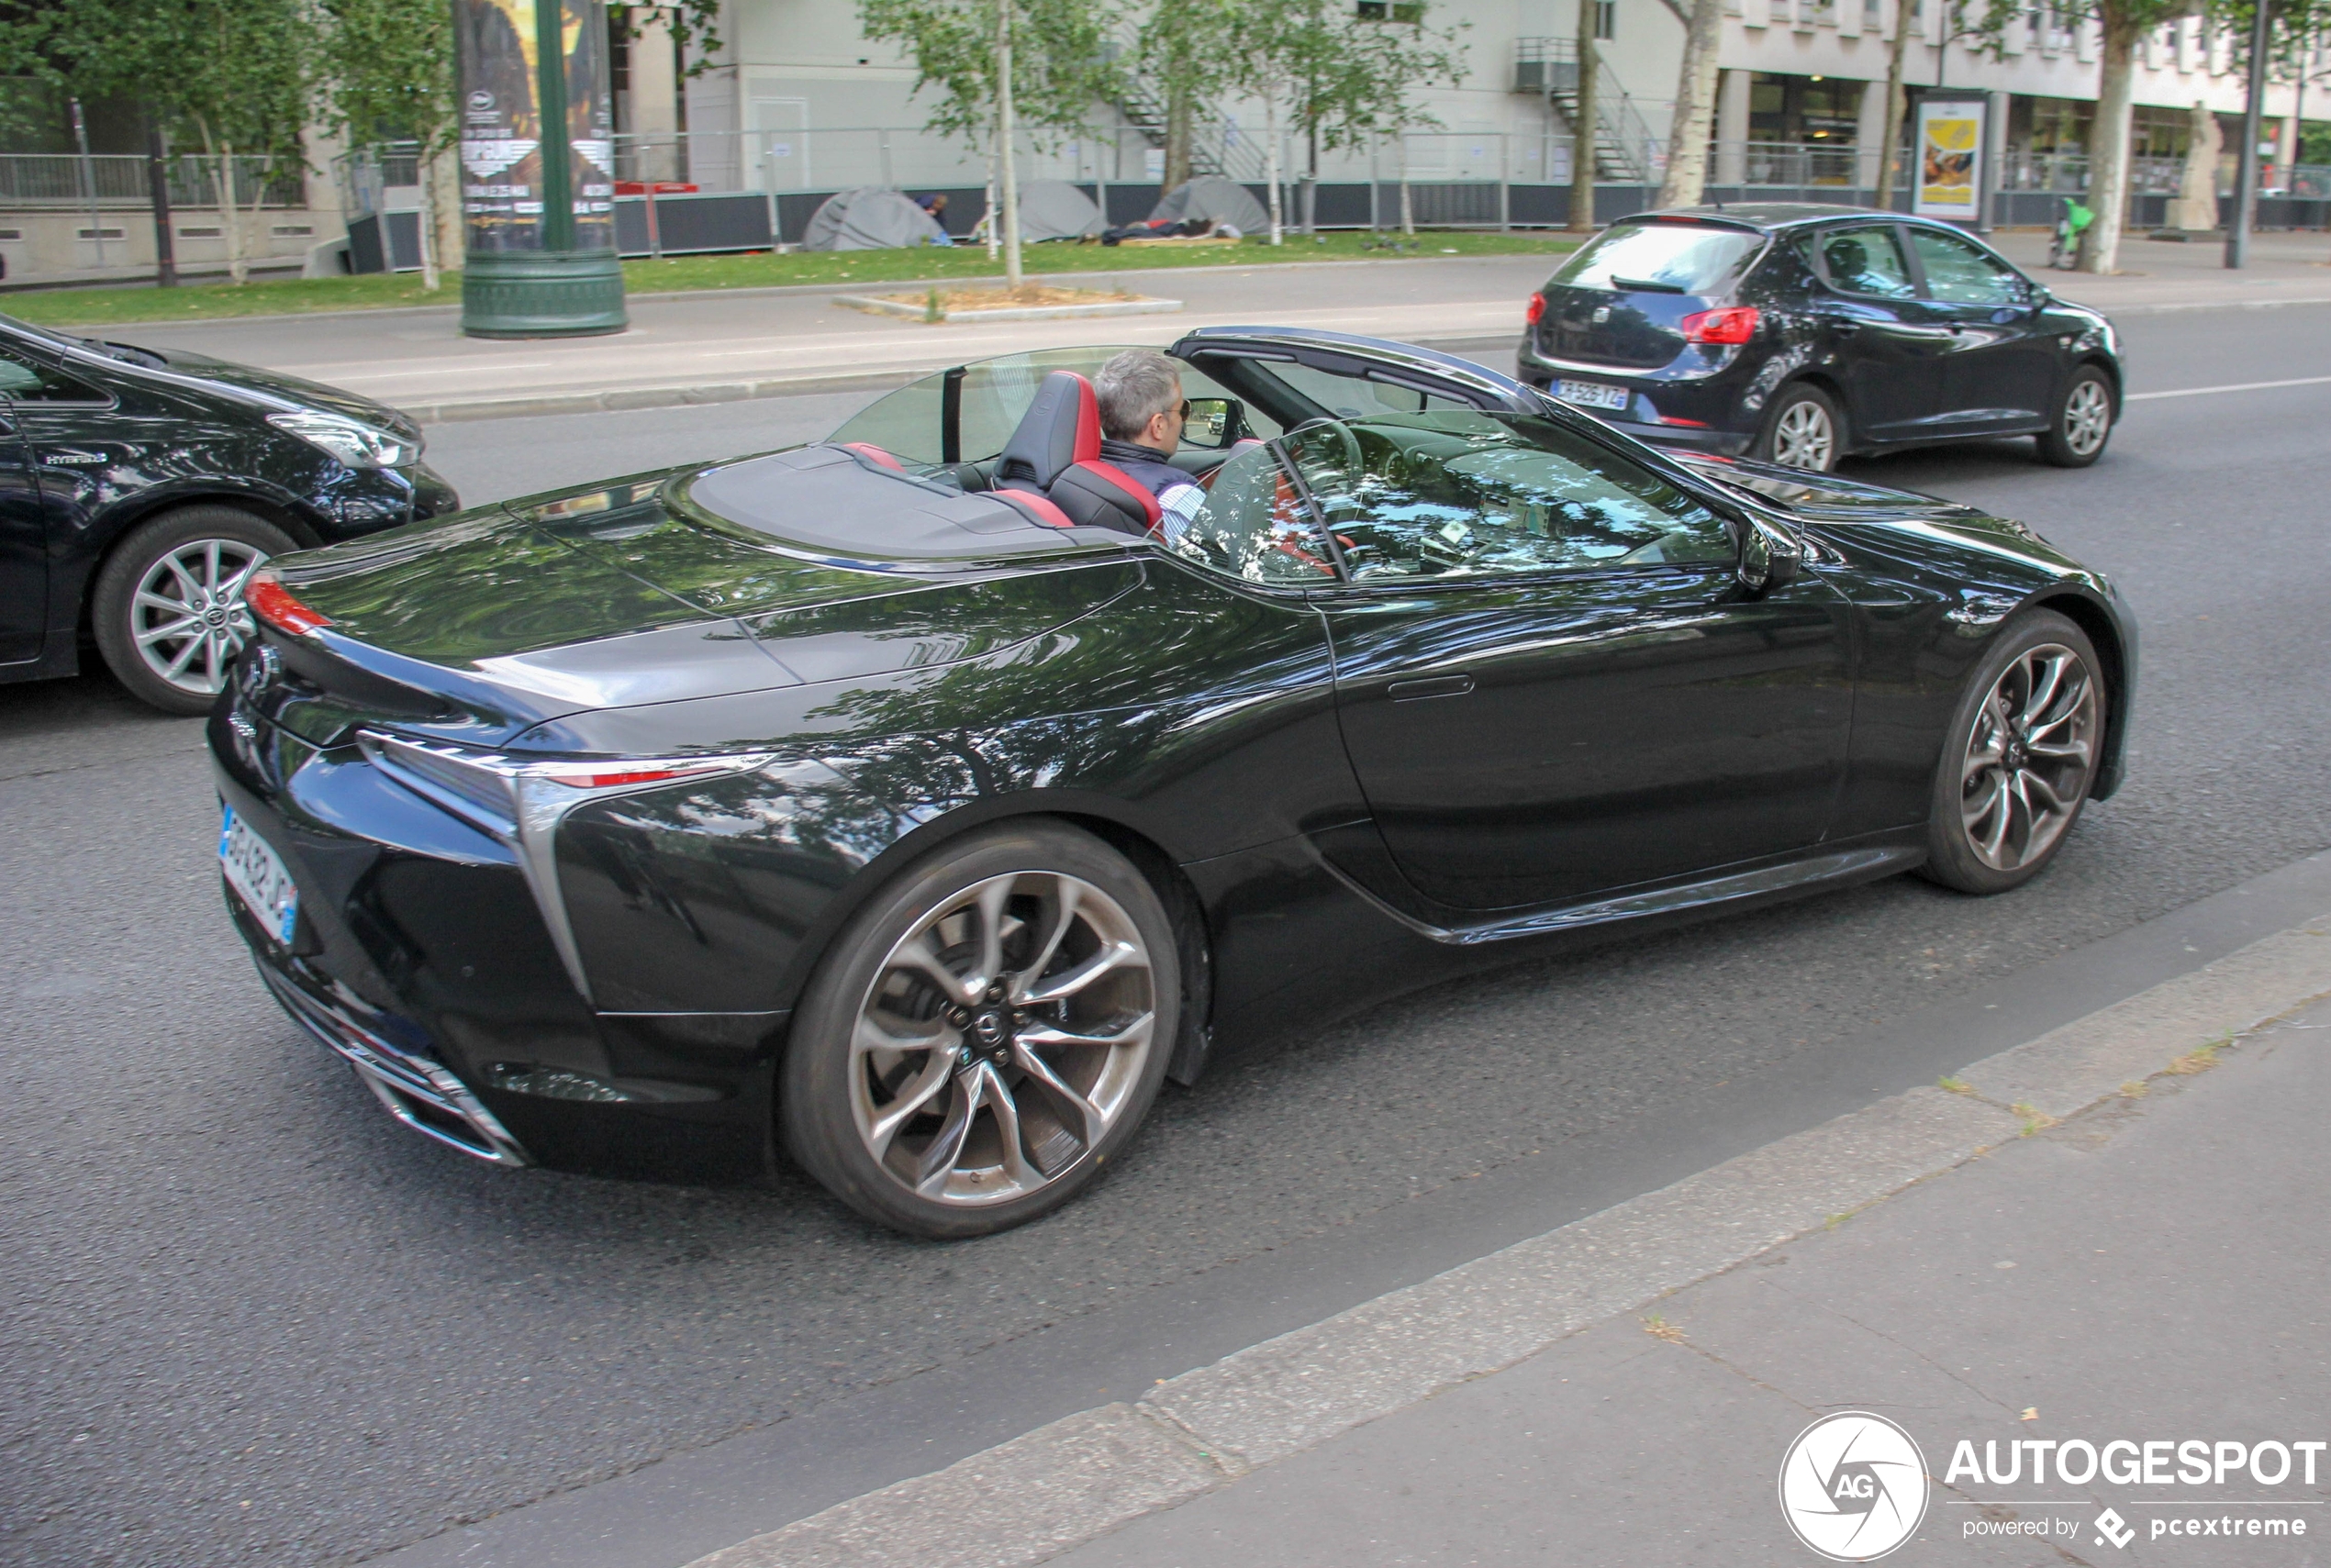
[[1736, 516, 1804, 594], [1182, 396, 1243, 450]]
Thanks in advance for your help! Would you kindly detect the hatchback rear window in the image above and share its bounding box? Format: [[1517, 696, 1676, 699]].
[[1545, 222, 1761, 295]]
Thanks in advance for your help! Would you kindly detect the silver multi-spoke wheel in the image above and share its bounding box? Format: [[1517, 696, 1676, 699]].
[[1957, 642, 2099, 873], [2061, 378, 2111, 458], [849, 870, 1157, 1207], [1769, 395, 1837, 471], [128, 537, 267, 698]]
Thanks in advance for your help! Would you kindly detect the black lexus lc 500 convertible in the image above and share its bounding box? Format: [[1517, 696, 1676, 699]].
[[210, 328, 2135, 1238]]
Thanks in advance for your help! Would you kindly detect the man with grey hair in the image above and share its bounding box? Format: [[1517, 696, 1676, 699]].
[[1094, 349, 1206, 540]]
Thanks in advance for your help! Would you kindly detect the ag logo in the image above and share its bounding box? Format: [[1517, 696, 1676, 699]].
[[1779, 1412, 1929, 1561]]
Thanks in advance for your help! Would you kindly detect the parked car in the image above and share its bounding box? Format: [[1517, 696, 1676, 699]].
[[210, 329, 2134, 1239], [0, 314, 459, 714], [1514, 204, 2125, 473]]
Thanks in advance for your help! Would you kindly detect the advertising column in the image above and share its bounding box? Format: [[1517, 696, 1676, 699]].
[[456, 0, 626, 338], [1912, 91, 1991, 228]]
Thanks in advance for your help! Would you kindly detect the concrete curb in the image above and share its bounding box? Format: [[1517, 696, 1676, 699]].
[[683, 914, 2331, 1568], [832, 294, 1184, 323]]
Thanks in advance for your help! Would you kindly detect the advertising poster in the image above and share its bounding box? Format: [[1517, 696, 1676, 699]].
[[455, 0, 615, 254], [1914, 97, 1985, 220], [562, 0, 616, 251]]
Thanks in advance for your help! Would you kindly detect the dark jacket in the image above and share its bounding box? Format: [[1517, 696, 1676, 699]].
[[1098, 438, 1193, 501]]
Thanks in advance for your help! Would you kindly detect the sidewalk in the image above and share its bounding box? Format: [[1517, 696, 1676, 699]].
[[112, 231, 2331, 426], [120, 254, 1566, 423], [688, 911, 2331, 1568]]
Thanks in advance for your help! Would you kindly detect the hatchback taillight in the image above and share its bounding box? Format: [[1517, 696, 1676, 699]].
[[1679, 306, 1760, 345], [1525, 294, 1545, 325], [246, 570, 330, 637]]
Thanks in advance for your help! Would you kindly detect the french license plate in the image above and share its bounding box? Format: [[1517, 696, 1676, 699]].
[[1556, 379, 1631, 412], [220, 804, 299, 946]]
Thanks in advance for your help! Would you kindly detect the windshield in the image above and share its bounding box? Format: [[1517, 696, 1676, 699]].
[[1161, 409, 1734, 587], [1287, 409, 1734, 582], [1545, 222, 1761, 295]]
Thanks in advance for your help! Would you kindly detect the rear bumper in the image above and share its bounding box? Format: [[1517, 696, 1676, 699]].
[[256, 954, 531, 1166], [210, 711, 782, 1184], [1514, 343, 1758, 456]]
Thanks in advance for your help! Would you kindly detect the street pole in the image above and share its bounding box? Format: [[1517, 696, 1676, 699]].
[[1567, 0, 1598, 232], [460, 0, 628, 337], [146, 121, 176, 288], [2225, 0, 2272, 269], [998, 0, 1022, 290], [70, 97, 105, 271]]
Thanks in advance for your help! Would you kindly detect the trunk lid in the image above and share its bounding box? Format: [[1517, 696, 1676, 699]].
[[251, 471, 1139, 748]]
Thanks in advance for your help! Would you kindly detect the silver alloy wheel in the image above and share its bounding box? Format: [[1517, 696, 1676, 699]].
[[1770, 397, 1836, 470], [1957, 642, 2099, 872], [128, 537, 268, 698], [849, 871, 1157, 1207], [2061, 378, 2112, 457]]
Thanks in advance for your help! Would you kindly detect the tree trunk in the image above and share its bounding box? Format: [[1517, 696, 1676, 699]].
[[1400, 135, 1415, 236], [417, 153, 441, 292], [1567, 0, 1599, 233], [1163, 79, 1193, 192], [2078, 6, 2139, 274], [432, 142, 463, 275], [217, 143, 246, 285], [1264, 95, 1283, 245], [984, 139, 999, 260], [1657, 0, 1724, 207], [1879, 0, 1915, 209], [998, 0, 1022, 288]]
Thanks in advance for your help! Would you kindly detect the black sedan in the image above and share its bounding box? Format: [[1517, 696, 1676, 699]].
[[1515, 204, 2125, 473], [0, 314, 460, 713], [209, 328, 2134, 1238]]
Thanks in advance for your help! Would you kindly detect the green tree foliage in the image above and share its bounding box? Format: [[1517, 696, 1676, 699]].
[[318, 0, 456, 288], [858, 0, 1119, 151], [0, 0, 314, 282], [1226, 0, 1466, 240], [1136, 0, 1237, 191]]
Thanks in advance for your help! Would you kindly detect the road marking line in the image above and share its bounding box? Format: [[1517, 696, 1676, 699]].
[[2128, 373, 2331, 401]]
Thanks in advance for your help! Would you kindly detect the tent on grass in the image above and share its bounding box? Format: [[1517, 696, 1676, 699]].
[[1017, 180, 1106, 242], [1147, 176, 1268, 235], [802, 187, 948, 250]]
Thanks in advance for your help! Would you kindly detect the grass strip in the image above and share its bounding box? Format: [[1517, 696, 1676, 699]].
[[2, 231, 1578, 329]]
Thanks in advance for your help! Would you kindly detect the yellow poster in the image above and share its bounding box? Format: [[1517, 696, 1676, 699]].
[[1914, 102, 1984, 219]]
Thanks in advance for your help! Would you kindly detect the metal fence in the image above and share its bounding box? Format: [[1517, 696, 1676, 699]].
[[0, 152, 307, 210]]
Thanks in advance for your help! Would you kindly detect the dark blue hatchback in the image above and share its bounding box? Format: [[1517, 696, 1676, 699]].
[[1515, 204, 2125, 474]]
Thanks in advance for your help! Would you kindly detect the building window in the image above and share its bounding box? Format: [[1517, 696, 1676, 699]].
[[1747, 72, 1867, 145], [1355, 1, 1425, 20], [1595, 0, 1615, 39]]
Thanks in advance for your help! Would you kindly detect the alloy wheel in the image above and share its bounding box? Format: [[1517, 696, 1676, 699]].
[[2062, 379, 2112, 458], [1957, 642, 2099, 872], [849, 871, 1157, 1207], [128, 537, 268, 699], [1770, 399, 1836, 470]]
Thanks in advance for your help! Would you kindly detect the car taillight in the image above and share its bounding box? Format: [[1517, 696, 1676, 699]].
[[533, 763, 735, 790], [1679, 306, 1759, 345], [246, 569, 330, 637], [1525, 294, 1545, 325]]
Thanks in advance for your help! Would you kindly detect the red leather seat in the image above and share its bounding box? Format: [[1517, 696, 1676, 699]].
[[992, 372, 1164, 536]]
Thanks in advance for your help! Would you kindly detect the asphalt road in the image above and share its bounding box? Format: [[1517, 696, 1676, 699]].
[[6, 306, 2331, 1568]]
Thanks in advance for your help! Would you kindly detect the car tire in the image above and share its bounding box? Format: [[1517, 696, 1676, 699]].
[[1917, 610, 2106, 895], [780, 820, 1181, 1239], [2035, 365, 2114, 468], [1756, 383, 1846, 472], [91, 506, 297, 716]]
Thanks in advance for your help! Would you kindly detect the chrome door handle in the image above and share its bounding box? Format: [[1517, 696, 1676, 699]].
[[1388, 673, 1475, 702]]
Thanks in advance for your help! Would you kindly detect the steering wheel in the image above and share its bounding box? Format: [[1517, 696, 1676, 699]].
[[1288, 417, 1364, 484]]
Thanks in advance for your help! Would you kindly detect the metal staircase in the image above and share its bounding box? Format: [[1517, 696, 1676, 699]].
[[1513, 37, 1659, 184], [1102, 31, 1267, 183]]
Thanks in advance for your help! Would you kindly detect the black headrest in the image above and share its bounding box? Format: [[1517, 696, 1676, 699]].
[[994, 372, 1101, 491]]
